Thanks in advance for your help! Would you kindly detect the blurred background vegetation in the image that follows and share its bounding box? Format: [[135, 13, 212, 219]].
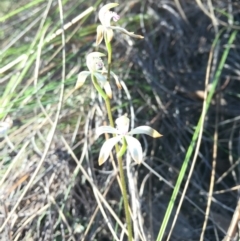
[[0, 0, 240, 240]]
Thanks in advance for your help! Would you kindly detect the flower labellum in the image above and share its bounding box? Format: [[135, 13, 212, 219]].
[[97, 115, 162, 165]]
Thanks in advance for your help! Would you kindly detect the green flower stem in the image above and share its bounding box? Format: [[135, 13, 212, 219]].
[[115, 139, 133, 241], [91, 73, 108, 100], [105, 100, 133, 241], [93, 39, 133, 240], [105, 37, 112, 83], [91, 74, 114, 127], [117, 137, 128, 158]]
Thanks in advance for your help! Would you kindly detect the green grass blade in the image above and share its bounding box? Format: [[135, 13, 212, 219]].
[[0, 22, 51, 118], [0, 0, 46, 22], [156, 29, 238, 241]]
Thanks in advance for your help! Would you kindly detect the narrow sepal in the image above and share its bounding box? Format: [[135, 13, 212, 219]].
[[103, 81, 112, 99], [128, 126, 162, 138], [98, 136, 122, 165], [96, 126, 120, 137], [125, 135, 143, 164], [96, 25, 104, 45], [106, 28, 114, 43], [94, 72, 107, 83], [75, 71, 90, 89]]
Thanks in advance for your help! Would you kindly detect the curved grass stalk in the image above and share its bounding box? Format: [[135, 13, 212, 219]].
[[156, 29, 238, 241]]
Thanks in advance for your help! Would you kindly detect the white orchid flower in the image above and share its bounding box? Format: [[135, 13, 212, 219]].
[[75, 52, 122, 95], [75, 52, 112, 98], [96, 3, 144, 45], [97, 115, 162, 165]]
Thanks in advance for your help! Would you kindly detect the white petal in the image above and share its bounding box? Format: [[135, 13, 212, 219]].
[[94, 72, 107, 83], [106, 28, 114, 43], [75, 71, 90, 89], [128, 126, 162, 138], [115, 115, 129, 134], [96, 25, 104, 45], [125, 136, 143, 164], [98, 136, 122, 165], [103, 81, 112, 98], [96, 126, 120, 136]]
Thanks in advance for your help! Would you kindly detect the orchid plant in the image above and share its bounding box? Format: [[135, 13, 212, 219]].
[[75, 3, 162, 241]]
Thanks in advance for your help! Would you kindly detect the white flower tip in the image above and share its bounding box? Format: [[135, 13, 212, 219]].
[[75, 82, 83, 90], [152, 130, 163, 138], [75, 71, 89, 89], [103, 81, 113, 99], [134, 156, 142, 164], [98, 144, 110, 166], [133, 153, 142, 165], [98, 156, 106, 166], [108, 92, 112, 99], [142, 127, 162, 138], [75, 80, 84, 90], [136, 159, 142, 165]]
